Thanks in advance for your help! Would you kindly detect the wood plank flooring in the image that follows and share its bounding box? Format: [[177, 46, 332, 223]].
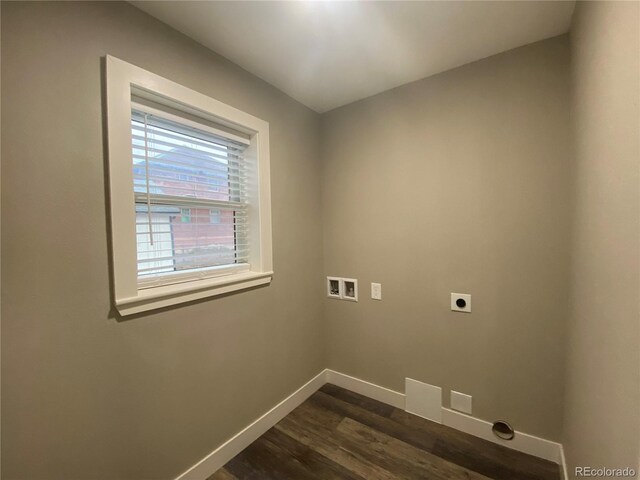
[[208, 384, 560, 480]]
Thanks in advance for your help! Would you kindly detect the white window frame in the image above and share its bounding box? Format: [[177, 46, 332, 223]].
[[105, 56, 273, 315]]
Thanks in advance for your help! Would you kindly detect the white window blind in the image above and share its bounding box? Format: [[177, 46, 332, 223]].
[[131, 107, 250, 286]]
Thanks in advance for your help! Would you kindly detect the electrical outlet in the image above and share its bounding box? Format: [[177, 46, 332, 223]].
[[451, 293, 471, 313]]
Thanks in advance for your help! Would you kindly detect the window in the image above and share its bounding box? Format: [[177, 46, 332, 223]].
[[106, 56, 272, 315], [210, 209, 222, 224]]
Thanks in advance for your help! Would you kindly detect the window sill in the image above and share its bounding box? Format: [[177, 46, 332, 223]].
[[115, 271, 273, 316]]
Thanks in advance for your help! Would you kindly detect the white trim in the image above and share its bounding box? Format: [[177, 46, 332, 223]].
[[174, 369, 327, 480], [105, 55, 273, 316], [559, 444, 569, 480], [117, 271, 273, 316], [325, 370, 406, 409], [441, 407, 562, 463]]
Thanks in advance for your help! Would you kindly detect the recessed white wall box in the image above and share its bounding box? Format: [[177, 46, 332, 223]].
[[405, 378, 442, 423], [342, 278, 358, 302], [371, 283, 382, 300], [327, 277, 342, 299], [451, 293, 471, 313], [451, 390, 473, 414]]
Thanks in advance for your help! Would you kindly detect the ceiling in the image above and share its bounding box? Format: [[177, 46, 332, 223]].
[[132, 1, 576, 113]]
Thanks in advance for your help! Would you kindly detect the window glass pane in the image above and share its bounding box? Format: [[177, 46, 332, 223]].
[[132, 109, 248, 281], [131, 114, 245, 203], [135, 205, 243, 277]]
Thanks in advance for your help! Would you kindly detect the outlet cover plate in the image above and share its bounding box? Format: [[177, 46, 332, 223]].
[[451, 293, 471, 313], [371, 283, 382, 300], [450, 390, 473, 414]]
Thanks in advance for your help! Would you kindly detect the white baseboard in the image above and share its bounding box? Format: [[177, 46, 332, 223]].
[[441, 407, 562, 464], [174, 369, 564, 479], [325, 369, 406, 409], [174, 369, 327, 480]]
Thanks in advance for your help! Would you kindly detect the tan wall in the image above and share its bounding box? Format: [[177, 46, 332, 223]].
[[0, 2, 324, 479], [563, 2, 640, 477], [321, 36, 572, 441], [3, 2, 638, 478]]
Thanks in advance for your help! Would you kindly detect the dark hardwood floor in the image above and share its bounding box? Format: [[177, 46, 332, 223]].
[[208, 384, 561, 480]]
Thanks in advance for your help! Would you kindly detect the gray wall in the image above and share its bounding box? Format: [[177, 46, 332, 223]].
[[563, 2, 640, 477], [1, 2, 324, 479], [321, 36, 572, 441]]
